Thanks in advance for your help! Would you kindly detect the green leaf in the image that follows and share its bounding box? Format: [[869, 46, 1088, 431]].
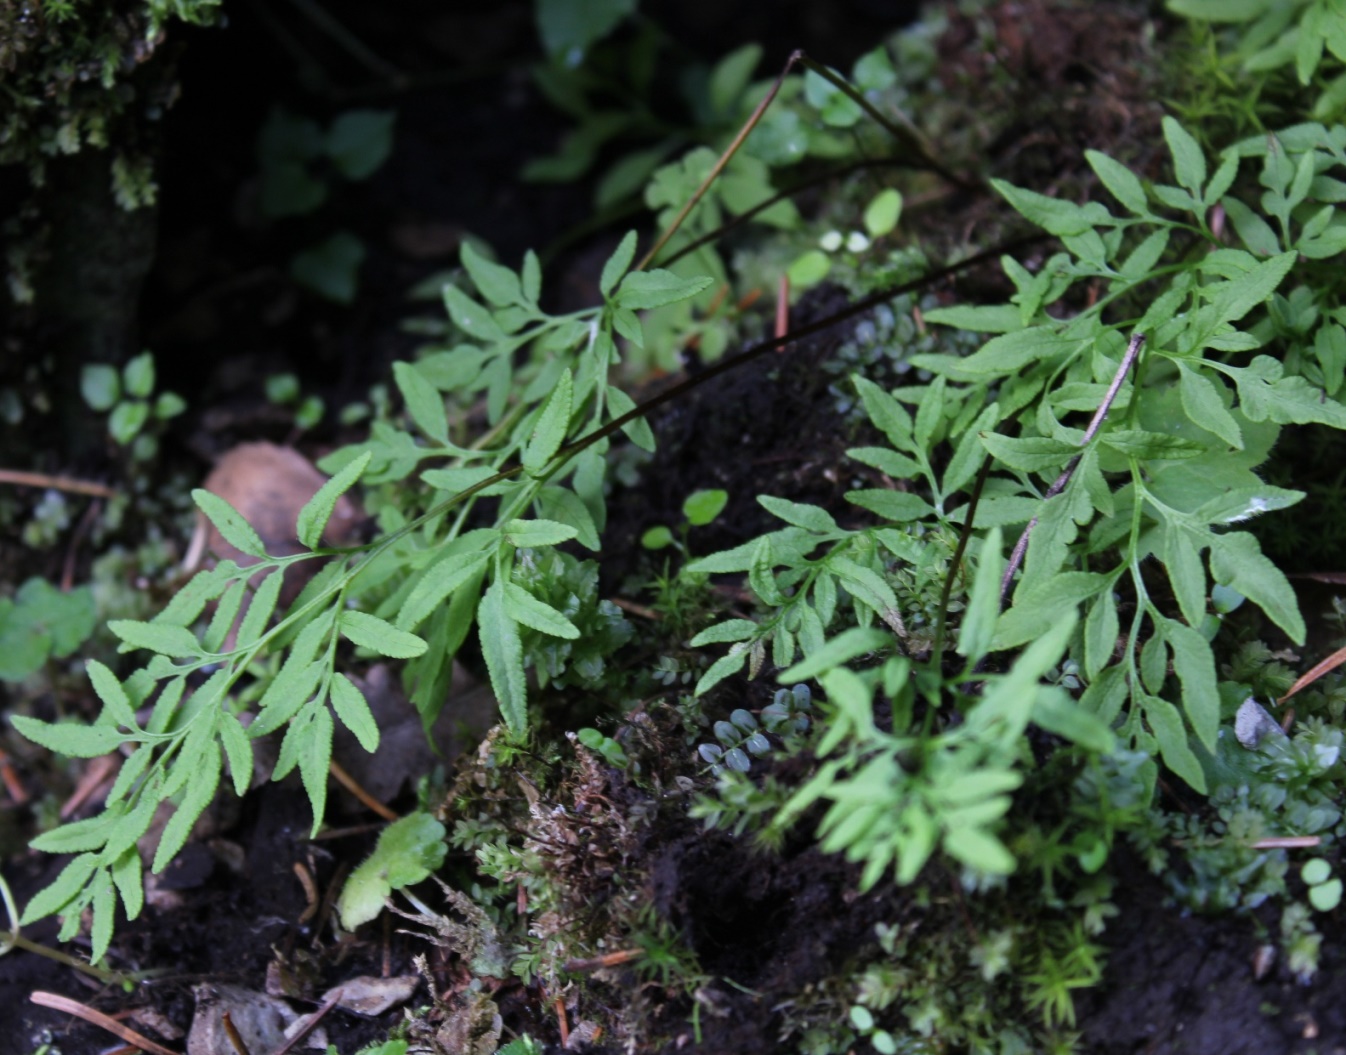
[[708, 42, 763, 115], [81, 363, 120, 411], [193, 489, 268, 558], [87, 659, 137, 730], [298, 705, 334, 837], [110, 847, 144, 922], [296, 450, 370, 550], [479, 579, 528, 735], [943, 825, 1015, 875], [502, 582, 580, 639], [828, 558, 905, 636], [758, 495, 838, 533], [863, 188, 903, 237], [217, 713, 253, 796], [1083, 588, 1119, 680], [992, 573, 1109, 650], [980, 433, 1077, 473], [325, 109, 395, 180], [536, 486, 600, 551], [153, 739, 221, 871], [847, 445, 923, 480], [443, 284, 504, 343], [695, 646, 749, 696], [683, 489, 728, 526], [605, 384, 656, 452], [108, 619, 202, 658], [1086, 150, 1149, 215], [290, 231, 365, 304], [523, 368, 573, 473], [845, 489, 934, 522], [1177, 365, 1243, 449], [1191, 485, 1304, 524], [20, 853, 99, 924], [109, 400, 149, 445], [1222, 196, 1282, 256], [616, 269, 714, 310], [1101, 429, 1208, 460], [536, 0, 636, 59], [600, 231, 638, 298], [1143, 693, 1206, 793], [788, 249, 831, 287], [1234, 355, 1346, 427], [854, 376, 914, 449], [234, 570, 283, 649], [502, 518, 579, 547], [1162, 523, 1208, 629], [1162, 618, 1220, 752], [1163, 116, 1207, 196], [331, 673, 380, 753], [393, 363, 449, 444], [12, 716, 124, 758], [340, 611, 428, 658], [338, 812, 447, 929], [991, 180, 1105, 236], [1032, 688, 1115, 753], [1209, 531, 1305, 642], [460, 241, 523, 307], [522, 250, 542, 304], [122, 352, 155, 399], [690, 619, 761, 647], [957, 527, 1005, 662], [923, 304, 1025, 333], [29, 815, 112, 854], [944, 326, 1077, 377]]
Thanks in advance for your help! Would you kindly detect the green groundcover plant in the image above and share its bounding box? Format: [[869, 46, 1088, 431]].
[[11, 5, 1346, 1014]]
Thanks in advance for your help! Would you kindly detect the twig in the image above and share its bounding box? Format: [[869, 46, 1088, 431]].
[[563, 948, 643, 973], [266, 989, 342, 1055], [328, 759, 398, 821], [1000, 333, 1146, 606], [774, 273, 790, 353], [293, 861, 320, 925], [795, 55, 977, 191], [222, 1011, 254, 1055], [0, 469, 116, 498], [29, 991, 179, 1055], [637, 50, 804, 272], [1278, 644, 1346, 704], [1251, 835, 1321, 850]]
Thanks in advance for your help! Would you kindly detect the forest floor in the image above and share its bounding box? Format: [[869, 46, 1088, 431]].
[[3, 2, 1346, 1054]]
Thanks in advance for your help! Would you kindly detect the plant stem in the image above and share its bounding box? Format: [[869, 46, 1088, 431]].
[[1000, 332, 1146, 606], [637, 50, 804, 272]]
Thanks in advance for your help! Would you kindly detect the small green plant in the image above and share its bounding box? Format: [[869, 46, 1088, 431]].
[[1301, 857, 1342, 911], [255, 106, 396, 303], [0, 578, 96, 682], [640, 487, 728, 551], [575, 726, 629, 769], [80, 352, 186, 461], [13, 228, 712, 962], [265, 372, 325, 431], [338, 811, 447, 929]]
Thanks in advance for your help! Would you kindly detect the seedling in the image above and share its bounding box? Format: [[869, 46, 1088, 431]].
[[81, 352, 186, 461], [338, 812, 447, 930], [640, 488, 729, 552], [1301, 858, 1342, 912]]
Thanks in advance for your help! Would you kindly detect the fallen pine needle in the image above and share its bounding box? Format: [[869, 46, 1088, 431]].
[[30, 991, 179, 1055], [1278, 643, 1346, 704], [1251, 835, 1321, 850]]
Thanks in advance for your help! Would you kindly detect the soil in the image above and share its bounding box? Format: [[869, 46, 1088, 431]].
[[5, 2, 1346, 1055]]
